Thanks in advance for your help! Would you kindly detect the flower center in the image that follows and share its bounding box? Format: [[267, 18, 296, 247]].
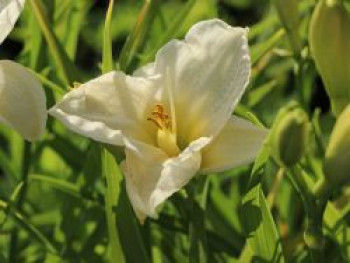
[[147, 104, 180, 157]]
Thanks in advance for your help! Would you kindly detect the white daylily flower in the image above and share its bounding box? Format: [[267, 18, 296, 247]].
[[49, 19, 268, 221], [0, 0, 26, 44], [0, 0, 47, 141], [0, 60, 47, 141]]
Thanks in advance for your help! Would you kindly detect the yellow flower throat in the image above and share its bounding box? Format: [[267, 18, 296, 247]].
[[147, 104, 180, 157]]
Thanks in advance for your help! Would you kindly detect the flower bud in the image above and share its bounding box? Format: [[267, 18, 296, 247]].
[[323, 104, 350, 185], [272, 106, 309, 168], [272, 0, 302, 54], [309, 0, 350, 116]]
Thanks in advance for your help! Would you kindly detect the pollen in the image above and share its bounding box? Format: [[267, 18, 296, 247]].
[[147, 104, 180, 156], [147, 104, 172, 130]]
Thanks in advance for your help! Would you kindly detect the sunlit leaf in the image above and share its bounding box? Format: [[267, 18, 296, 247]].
[[241, 184, 285, 262]]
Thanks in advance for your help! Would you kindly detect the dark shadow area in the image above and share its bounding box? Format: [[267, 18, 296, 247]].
[[241, 199, 262, 236], [310, 76, 330, 114]]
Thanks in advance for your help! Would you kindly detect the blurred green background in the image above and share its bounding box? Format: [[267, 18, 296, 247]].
[[1, 0, 349, 262]]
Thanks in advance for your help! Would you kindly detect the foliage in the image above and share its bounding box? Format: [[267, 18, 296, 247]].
[[0, 0, 349, 262]]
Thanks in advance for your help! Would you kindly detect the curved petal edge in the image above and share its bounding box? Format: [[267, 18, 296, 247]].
[[0, 0, 26, 44], [0, 60, 46, 141], [200, 116, 268, 174]]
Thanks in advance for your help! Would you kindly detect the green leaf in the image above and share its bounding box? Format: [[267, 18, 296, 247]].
[[102, 0, 115, 73], [0, 148, 17, 180], [102, 149, 125, 263], [9, 133, 25, 179], [20, 6, 46, 71], [247, 140, 270, 190], [323, 202, 350, 260], [28, 0, 83, 85], [43, 134, 86, 171], [234, 105, 267, 128], [29, 174, 80, 198], [0, 200, 57, 254], [247, 80, 277, 108], [140, 0, 198, 64], [250, 29, 285, 66], [207, 177, 245, 252], [119, 0, 157, 72], [53, 0, 93, 60], [115, 179, 151, 263], [188, 176, 210, 263], [241, 184, 285, 262], [238, 244, 254, 263]]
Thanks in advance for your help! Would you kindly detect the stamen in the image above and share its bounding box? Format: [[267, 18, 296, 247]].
[[154, 104, 164, 114], [147, 104, 171, 130], [146, 103, 180, 156], [147, 117, 162, 129]]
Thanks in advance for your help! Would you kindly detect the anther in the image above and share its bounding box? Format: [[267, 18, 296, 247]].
[[147, 117, 162, 129], [147, 104, 171, 131]]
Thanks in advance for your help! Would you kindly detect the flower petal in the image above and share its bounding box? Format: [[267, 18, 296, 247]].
[[200, 116, 268, 174], [0, 60, 46, 141], [122, 136, 211, 222], [49, 71, 160, 146], [153, 19, 251, 145], [0, 0, 25, 44]]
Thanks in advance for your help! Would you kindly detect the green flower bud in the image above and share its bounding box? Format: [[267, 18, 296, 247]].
[[323, 104, 350, 185], [309, 0, 350, 116], [272, 106, 309, 168], [272, 0, 302, 54]]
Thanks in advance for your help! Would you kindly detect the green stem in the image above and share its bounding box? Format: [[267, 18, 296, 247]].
[[295, 58, 307, 109], [30, 69, 65, 95], [288, 166, 326, 262], [267, 167, 284, 209], [289, 166, 313, 209], [17, 141, 32, 210], [102, 0, 115, 74], [311, 110, 327, 154]]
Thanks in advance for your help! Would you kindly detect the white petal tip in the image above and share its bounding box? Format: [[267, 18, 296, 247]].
[[0, 60, 47, 141]]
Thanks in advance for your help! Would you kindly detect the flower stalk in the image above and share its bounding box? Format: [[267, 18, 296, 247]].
[[288, 166, 326, 262], [271, 108, 327, 262]]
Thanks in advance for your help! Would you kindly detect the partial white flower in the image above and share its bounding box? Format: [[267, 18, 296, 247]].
[[0, 60, 47, 141], [0, 0, 26, 44], [0, 0, 46, 141], [49, 19, 268, 221]]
